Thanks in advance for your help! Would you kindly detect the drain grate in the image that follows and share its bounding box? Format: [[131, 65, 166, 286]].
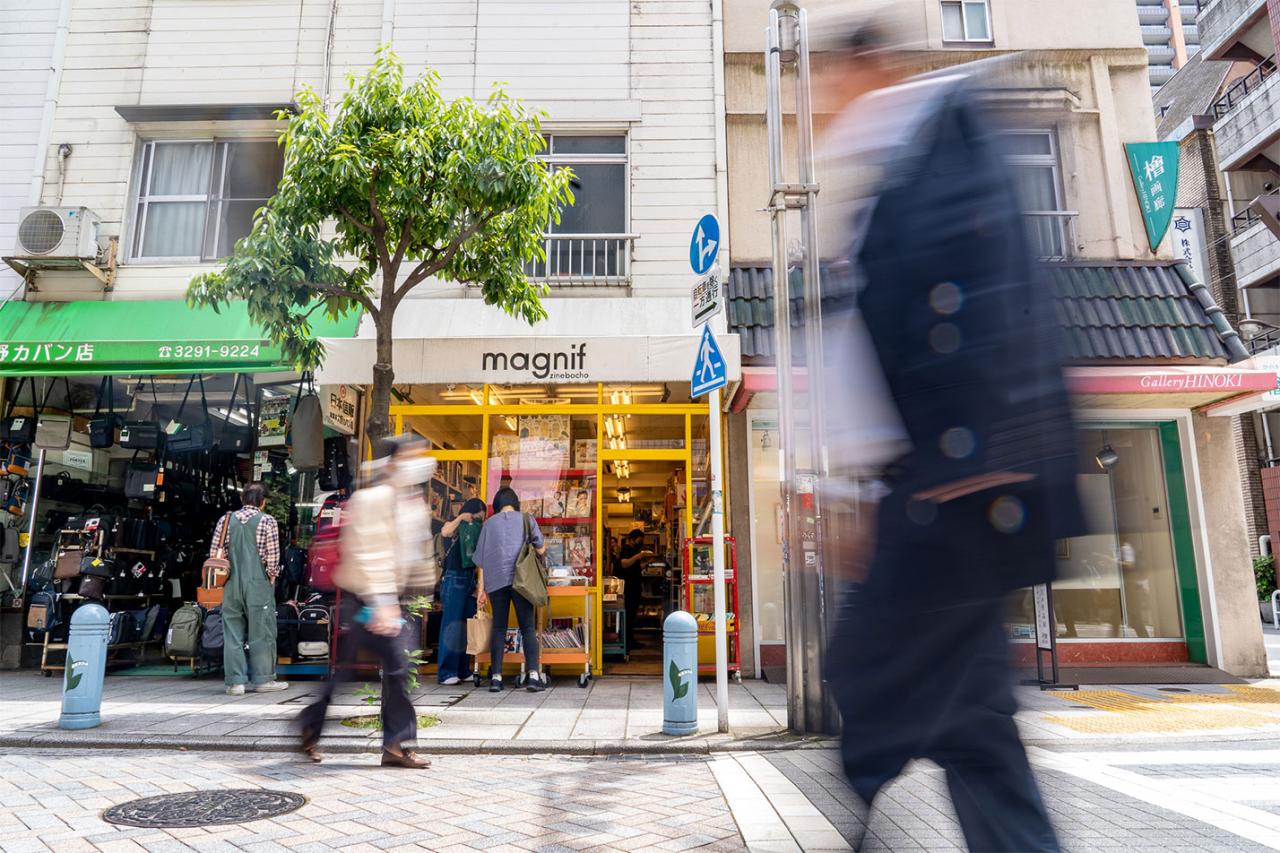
[[102, 789, 306, 828]]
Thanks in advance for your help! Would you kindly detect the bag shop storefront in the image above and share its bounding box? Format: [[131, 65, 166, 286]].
[[316, 298, 742, 679], [0, 298, 361, 677]]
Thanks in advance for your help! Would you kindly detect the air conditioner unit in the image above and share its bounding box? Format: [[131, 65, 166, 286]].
[[15, 206, 101, 260]]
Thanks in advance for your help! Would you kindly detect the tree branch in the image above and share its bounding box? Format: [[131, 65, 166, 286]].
[[390, 217, 413, 272], [296, 279, 378, 319], [336, 205, 374, 237], [394, 212, 500, 302]]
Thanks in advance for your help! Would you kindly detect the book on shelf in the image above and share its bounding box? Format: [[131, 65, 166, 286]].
[[503, 628, 523, 654], [566, 536, 591, 568], [538, 618, 586, 649], [568, 487, 592, 518], [525, 497, 544, 519], [545, 490, 567, 518]]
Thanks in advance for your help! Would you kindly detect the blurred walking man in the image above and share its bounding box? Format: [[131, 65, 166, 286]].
[[817, 19, 1083, 853]]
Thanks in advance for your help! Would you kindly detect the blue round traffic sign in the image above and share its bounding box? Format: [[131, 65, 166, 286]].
[[689, 214, 720, 276]]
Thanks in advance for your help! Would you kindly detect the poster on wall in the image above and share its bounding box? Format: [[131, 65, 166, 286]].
[[518, 414, 570, 466], [258, 394, 290, 447]]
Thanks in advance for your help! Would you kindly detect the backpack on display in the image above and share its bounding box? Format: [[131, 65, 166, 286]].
[[107, 611, 127, 645], [296, 604, 330, 658], [288, 373, 324, 472], [306, 494, 345, 592], [26, 590, 59, 633], [281, 546, 307, 587], [88, 377, 121, 449], [276, 601, 299, 658], [165, 603, 204, 658], [201, 607, 225, 659], [318, 435, 353, 492]]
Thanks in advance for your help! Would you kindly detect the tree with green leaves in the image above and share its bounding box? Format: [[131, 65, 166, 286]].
[[188, 49, 573, 439]]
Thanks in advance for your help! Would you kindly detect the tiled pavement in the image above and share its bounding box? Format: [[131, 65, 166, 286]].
[[0, 672, 792, 753], [5, 745, 1280, 851]]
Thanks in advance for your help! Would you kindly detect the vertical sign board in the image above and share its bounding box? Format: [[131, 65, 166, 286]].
[[1172, 208, 1210, 288], [1125, 142, 1181, 251]]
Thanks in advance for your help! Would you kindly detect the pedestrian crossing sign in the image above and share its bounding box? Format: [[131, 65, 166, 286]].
[[691, 324, 727, 398]]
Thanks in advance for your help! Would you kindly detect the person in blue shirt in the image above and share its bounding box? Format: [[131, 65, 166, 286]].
[[474, 488, 547, 692]]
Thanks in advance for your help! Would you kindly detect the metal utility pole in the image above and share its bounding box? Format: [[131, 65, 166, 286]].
[[765, 0, 837, 735]]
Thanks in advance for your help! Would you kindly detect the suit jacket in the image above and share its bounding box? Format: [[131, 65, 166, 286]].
[[835, 77, 1084, 603]]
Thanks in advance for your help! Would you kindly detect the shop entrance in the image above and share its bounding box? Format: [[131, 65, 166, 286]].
[[391, 384, 708, 678]]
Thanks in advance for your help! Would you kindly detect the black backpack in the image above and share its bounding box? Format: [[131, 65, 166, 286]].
[[201, 607, 225, 659], [276, 602, 299, 658]]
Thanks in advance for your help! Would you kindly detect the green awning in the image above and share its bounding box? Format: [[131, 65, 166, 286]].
[[0, 300, 360, 376]]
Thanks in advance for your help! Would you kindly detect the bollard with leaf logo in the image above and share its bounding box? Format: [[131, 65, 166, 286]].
[[59, 602, 109, 729], [663, 611, 699, 735]]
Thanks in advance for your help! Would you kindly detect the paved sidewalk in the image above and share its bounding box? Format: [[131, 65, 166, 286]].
[[0, 671, 799, 755]]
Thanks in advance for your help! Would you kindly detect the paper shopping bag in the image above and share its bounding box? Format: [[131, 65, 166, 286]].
[[466, 610, 493, 656]]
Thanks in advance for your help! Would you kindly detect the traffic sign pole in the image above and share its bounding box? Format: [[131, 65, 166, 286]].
[[688, 213, 729, 734], [708, 385, 729, 734]]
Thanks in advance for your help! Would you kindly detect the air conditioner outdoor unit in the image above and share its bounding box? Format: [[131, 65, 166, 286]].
[[15, 206, 101, 260]]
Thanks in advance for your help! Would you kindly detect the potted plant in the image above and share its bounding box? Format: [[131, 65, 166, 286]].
[[1256, 554, 1276, 623]]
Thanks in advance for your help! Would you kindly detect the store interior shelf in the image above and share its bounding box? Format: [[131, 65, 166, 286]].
[[498, 468, 595, 477], [537, 517, 593, 526]]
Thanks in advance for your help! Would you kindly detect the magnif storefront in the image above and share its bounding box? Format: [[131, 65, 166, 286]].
[[316, 297, 742, 677]]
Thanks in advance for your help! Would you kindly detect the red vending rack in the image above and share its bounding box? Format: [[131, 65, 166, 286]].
[[683, 535, 741, 680]]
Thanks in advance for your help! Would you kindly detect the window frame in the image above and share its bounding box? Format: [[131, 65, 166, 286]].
[[127, 136, 281, 264], [1001, 128, 1071, 260], [537, 132, 630, 237], [940, 0, 993, 45]]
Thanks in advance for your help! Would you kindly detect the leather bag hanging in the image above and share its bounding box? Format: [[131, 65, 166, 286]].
[[88, 376, 120, 449], [1, 378, 37, 444], [167, 375, 214, 455], [197, 512, 232, 607], [288, 372, 324, 472], [119, 381, 164, 451], [34, 378, 73, 451], [218, 374, 254, 453], [54, 544, 83, 580], [513, 513, 549, 607], [124, 452, 162, 501]]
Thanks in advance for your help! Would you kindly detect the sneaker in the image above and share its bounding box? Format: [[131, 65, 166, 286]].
[[250, 681, 289, 693], [226, 684, 245, 696], [526, 673, 546, 693], [489, 676, 503, 693], [439, 676, 461, 686]]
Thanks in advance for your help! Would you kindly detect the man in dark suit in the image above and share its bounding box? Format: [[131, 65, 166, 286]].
[[817, 22, 1083, 853]]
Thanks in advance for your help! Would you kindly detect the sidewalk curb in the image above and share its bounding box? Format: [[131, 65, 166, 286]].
[[0, 732, 838, 756]]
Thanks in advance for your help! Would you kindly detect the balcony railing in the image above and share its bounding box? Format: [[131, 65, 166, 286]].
[[1231, 186, 1280, 234], [523, 233, 636, 286], [1213, 55, 1277, 118], [1023, 210, 1079, 261]]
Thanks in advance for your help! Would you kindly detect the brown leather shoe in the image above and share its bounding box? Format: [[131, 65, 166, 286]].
[[301, 742, 322, 763], [381, 749, 430, 769]]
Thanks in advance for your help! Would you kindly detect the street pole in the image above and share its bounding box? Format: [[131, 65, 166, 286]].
[[765, 0, 835, 735], [708, 385, 729, 733]]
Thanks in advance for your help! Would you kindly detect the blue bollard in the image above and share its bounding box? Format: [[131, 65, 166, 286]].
[[59, 603, 109, 730], [663, 610, 698, 736]]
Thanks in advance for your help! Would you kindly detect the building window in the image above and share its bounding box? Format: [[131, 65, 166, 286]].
[[532, 134, 629, 283], [941, 0, 991, 43], [1001, 130, 1072, 260], [130, 139, 283, 261]]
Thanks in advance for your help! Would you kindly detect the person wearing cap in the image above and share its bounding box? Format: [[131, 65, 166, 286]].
[[298, 435, 437, 769], [436, 497, 487, 685]]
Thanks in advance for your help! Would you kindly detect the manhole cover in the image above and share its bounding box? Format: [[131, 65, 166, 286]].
[[102, 789, 306, 828], [1157, 687, 1192, 693]]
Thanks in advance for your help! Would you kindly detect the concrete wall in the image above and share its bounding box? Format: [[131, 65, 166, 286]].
[[1192, 411, 1268, 676], [21, 0, 718, 301]]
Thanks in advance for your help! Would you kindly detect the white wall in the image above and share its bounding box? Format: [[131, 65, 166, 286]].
[[0, 0, 60, 300], [20, 0, 718, 303]]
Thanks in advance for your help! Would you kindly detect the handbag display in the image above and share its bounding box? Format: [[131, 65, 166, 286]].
[[289, 373, 324, 472], [34, 377, 73, 450], [88, 377, 120, 449], [124, 461, 161, 500], [54, 545, 83, 580], [197, 512, 232, 606], [513, 513, 549, 607], [119, 381, 163, 451], [318, 435, 353, 492], [167, 375, 214, 455], [41, 471, 84, 504], [218, 374, 255, 453], [1, 378, 36, 443]]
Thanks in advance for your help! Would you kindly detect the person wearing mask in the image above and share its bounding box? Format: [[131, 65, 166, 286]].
[[212, 482, 287, 696], [298, 435, 436, 769], [436, 497, 487, 685], [473, 487, 547, 692], [616, 529, 653, 650]]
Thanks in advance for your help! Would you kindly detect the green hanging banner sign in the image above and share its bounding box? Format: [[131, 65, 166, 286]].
[[1125, 141, 1180, 251]]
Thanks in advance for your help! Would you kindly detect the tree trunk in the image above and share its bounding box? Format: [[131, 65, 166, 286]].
[[366, 316, 395, 444]]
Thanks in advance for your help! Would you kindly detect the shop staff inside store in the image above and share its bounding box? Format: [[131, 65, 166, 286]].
[[211, 482, 288, 696], [617, 529, 654, 649]]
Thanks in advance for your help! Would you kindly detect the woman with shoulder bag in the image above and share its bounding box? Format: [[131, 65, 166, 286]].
[[474, 487, 547, 692], [436, 497, 486, 686], [297, 435, 435, 769]]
